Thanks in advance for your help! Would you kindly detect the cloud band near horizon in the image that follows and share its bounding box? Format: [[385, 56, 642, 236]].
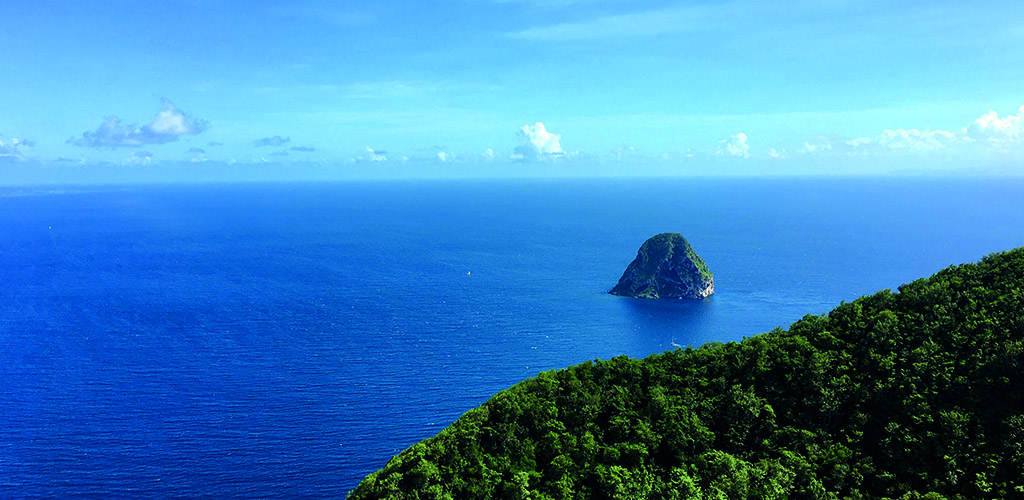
[[67, 100, 207, 148]]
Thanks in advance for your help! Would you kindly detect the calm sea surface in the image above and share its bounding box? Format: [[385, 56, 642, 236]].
[[2, 177, 1023, 498]]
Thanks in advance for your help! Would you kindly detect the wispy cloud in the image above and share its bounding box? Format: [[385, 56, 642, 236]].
[[337, 81, 424, 100], [507, 5, 714, 41], [256, 80, 504, 103], [290, 146, 316, 152], [505, 1, 1024, 49], [254, 135, 290, 147], [494, 0, 607, 8], [274, 3, 375, 28], [68, 99, 207, 148]]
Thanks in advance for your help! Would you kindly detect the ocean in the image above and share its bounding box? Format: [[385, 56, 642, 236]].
[[2, 177, 1023, 498]]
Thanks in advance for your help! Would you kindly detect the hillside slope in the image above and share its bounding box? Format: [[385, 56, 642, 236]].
[[350, 248, 1024, 499]]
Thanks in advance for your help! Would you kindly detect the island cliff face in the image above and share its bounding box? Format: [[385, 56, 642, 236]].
[[609, 232, 714, 299]]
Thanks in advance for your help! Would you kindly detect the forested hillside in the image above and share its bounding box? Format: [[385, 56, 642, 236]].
[[350, 248, 1024, 500]]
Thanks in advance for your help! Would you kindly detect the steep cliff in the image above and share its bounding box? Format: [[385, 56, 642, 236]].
[[609, 232, 713, 299]]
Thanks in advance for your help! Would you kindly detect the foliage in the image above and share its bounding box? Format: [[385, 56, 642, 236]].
[[632, 232, 712, 282], [350, 248, 1024, 499], [610, 233, 713, 298]]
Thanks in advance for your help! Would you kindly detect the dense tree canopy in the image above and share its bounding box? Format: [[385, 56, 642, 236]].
[[350, 248, 1024, 499]]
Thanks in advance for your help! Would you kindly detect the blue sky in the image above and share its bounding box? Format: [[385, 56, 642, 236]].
[[2, 0, 1023, 182]]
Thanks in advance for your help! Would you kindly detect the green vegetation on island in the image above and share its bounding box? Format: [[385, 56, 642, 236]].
[[610, 233, 714, 299], [349, 248, 1024, 499]]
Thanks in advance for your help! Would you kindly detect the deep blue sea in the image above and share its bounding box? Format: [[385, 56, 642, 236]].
[[2, 177, 1023, 498]]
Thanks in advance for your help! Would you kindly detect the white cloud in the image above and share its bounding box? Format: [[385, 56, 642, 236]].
[[437, 151, 452, 162], [767, 148, 788, 159], [513, 122, 563, 160], [482, 148, 497, 161], [845, 137, 872, 148], [717, 132, 749, 158], [0, 137, 33, 158], [797, 134, 836, 155], [69, 99, 207, 148], [799, 141, 830, 154], [823, 106, 1024, 157], [367, 147, 387, 162], [149, 106, 194, 135], [186, 147, 207, 163], [352, 147, 388, 163], [876, 128, 957, 151], [610, 145, 639, 161], [122, 150, 153, 166], [963, 105, 1023, 143]]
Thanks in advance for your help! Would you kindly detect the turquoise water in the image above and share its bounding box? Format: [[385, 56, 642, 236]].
[[2, 177, 1023, 497]]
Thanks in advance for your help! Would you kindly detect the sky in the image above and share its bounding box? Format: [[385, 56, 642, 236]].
[[2, 0, 1023, 183]]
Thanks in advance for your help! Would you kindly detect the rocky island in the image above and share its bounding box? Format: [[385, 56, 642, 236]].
[[609, 232, 714, 299]]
